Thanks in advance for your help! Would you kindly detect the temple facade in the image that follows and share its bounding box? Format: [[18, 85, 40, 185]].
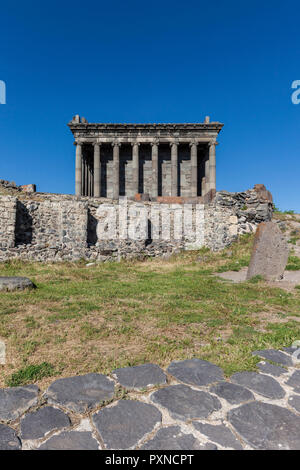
[[68, 116, 223, 200]]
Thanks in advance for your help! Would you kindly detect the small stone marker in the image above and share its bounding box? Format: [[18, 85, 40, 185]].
[[246, 221, 289, 281], [0, 341, 5, 365], [0, 277, 35, 292]]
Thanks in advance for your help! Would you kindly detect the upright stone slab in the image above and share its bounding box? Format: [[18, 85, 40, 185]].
[[246, 221, 289, 281]]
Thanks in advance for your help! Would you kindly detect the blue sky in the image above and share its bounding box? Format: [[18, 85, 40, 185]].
[[0, 0, 299, 210]]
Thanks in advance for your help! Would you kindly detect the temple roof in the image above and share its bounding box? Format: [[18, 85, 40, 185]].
[[68, 116, 224, 133]]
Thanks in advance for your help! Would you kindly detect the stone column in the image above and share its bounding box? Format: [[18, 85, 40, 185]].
[[81, 153, 84, 195], [94, 143, 101, 198], [151, 139, 159, 198], [75, 142, 82, 196], [205, 158, 210, 194], [170, 141, 179, 197], [85, 156, 89, 196], [132, 141, 140, 195], [208, 140, 216, 191], [201, 177, 206, 197], [112, 141, 120, 199], [90, 159, 93, 197], [190, 141, 198, 197]]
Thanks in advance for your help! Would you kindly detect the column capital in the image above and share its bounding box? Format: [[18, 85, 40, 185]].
[[189, 140, 198, 147], [151, 138, 159, 146], [74, 140, 83, 146], [131, 140, 140, 147], [169, 140, 179, 147], [208, 139, 218, 148], [112, 140, 121, 147], [92, 141, 101, 147]]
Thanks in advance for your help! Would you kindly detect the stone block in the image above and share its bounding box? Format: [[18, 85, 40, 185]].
[[134, 193, 150, 202], [253, 184, 273, 202], [20, 184, 36, 193], [246, 221, 289, 281], [0, 277, 35, 292], [157, 196, 184, 204]]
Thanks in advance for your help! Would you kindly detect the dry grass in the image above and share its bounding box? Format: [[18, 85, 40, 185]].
[[0, 231, 300, 389]]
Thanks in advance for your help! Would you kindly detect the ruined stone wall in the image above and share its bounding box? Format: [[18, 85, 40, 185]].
[[0, 196, 16, 249], [0, 186, 273, 262]]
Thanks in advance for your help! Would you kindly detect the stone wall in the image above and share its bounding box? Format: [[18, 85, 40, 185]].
[[0, 185, 273, 262], [0, 196, 16, 249]]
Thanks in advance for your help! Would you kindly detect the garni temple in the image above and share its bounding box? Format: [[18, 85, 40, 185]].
[[68, 116, 223, 201]]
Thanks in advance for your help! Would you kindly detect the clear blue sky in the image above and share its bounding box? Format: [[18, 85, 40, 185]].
[[0, 0, 299, 211]]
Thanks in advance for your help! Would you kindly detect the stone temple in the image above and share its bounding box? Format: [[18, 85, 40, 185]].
[[68, 115, 223, 200]]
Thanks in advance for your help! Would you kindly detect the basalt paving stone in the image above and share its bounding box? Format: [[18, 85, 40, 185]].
[[38, 431, 100, 450], [228, 401, 300, 450], [285, 370, 300, 393], [0, 424, 21, 450], [257, 361, 287, 377], [288, 395, 300, 413], [193, 422, 243, 450], [45, 373, 115, 413], [0, 384, 39, 422], [93, 400, 162, 450], [141, 426, 216, 450], [20, 406, 71, 440], [113, 363, 167, 390], [167, 358, 224, 386], [231, 372, 285, 399], [282, 347, 298, 355], [252, 349, 293, 367], [151, 384, 221, 421], [210, 381, 254, 405]]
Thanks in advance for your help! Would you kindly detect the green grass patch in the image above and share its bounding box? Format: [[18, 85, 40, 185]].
[[6, 362, 56, 387], [286, 255, 300, 270]]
